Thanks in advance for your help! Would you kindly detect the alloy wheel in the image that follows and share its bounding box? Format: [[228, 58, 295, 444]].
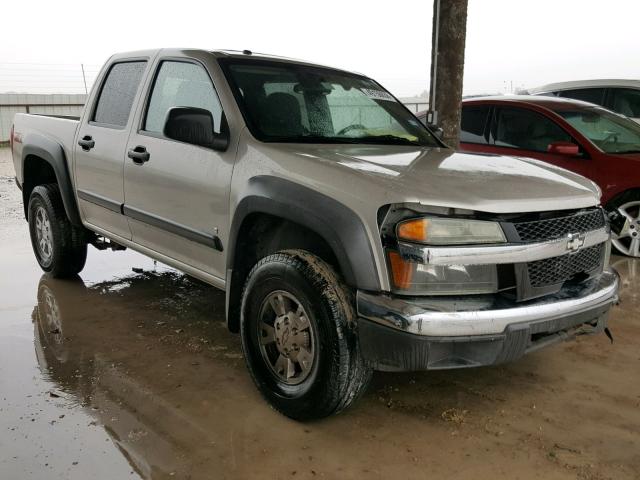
[[257, 290, 316, 385]]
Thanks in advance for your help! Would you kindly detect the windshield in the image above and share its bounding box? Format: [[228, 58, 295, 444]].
[[556, 107, 640, 154], [220, 59, 438, 146]]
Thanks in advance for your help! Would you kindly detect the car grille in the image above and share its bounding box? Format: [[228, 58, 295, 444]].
[[514, 208, 606, 242], [527, 244, 604, 288]]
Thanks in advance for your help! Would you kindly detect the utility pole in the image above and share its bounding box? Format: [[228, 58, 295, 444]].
[[427, 0, 469, 148]]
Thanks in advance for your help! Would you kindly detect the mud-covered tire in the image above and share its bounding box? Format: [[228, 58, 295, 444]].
[[240, 249, 372, 420], [28, 184, 87, 277], [606, 190, 640, 257]]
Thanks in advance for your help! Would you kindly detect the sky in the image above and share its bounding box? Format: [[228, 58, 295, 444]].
[[0, 0, 638, 97]]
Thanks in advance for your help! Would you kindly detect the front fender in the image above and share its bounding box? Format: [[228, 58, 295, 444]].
[[228, 176, 381, 291]]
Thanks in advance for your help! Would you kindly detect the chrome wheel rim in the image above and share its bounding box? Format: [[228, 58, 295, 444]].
[[612, 201, 640, 258], [257, 290, 315, 385], [34, 206, 53, 262]]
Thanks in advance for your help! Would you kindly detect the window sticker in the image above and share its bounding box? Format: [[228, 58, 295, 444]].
[[360, 88, 397, 102]]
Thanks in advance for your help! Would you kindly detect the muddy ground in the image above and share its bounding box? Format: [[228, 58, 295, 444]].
[[0, 147, 639, 480]]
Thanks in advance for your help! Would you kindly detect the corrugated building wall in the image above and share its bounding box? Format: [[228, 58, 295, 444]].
[[0, 94, 87, 142]]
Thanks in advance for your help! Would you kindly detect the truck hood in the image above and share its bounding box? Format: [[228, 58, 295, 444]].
[[274, 144, 601, 214]]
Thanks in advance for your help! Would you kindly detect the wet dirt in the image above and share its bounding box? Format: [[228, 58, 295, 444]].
[[1, 148, 639, 479]]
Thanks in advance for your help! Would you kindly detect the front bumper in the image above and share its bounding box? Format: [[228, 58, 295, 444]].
[[356, 269, 619, 371]]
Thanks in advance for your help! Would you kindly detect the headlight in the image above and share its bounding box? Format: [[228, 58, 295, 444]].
[[387, 250, 499, 295], [397, 217, 506, 245]]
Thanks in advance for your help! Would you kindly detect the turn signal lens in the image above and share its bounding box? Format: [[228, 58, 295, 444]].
[[387, 250, 413, 290], [397, 218, 428, 242]]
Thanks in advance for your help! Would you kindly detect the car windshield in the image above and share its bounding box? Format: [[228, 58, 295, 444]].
[[221, 59, 438, 146], [555, 107, 640, 154]]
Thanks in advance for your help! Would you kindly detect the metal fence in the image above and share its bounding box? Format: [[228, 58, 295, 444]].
[[0, 94, 87, 142]]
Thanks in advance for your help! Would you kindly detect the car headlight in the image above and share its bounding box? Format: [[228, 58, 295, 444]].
[[387, 250, 499, 295], [397, 217, 506, 245], [388, 216, 505, 295]]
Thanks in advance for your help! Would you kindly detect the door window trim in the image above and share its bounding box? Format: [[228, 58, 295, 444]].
[[88, 57, 150, 130], [137, 56, 225, 142]]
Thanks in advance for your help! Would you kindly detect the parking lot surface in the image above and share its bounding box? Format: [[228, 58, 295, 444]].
[[1, 148, 639, 479]]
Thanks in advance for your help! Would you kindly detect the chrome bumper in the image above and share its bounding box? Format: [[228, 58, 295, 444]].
[[357, 269, 619, 337]]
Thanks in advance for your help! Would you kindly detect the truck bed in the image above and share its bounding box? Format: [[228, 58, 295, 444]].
[[12, 113, 79, 184]]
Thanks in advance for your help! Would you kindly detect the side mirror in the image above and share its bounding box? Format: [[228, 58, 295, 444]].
[[432, 127, 444, 140], [163, 107, 229, 152], [547, 141, 580, 157]]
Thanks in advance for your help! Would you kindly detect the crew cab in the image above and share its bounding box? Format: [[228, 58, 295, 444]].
[[11, 49, 619, 420]]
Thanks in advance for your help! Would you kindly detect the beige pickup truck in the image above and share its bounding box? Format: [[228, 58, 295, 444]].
[[11, 48, 619, 420]]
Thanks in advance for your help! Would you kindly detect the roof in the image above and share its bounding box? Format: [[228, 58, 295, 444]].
[[462, 94, 603, 111], [209, 49, 365, 76], [526, 79, 640, 94]]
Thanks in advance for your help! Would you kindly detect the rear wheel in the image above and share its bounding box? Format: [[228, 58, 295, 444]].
[[28, 184, 88, 277], [607, 191, 640, 257], [240, 249, 372, 420]]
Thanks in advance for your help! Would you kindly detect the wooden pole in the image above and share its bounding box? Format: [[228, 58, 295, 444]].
[[428, 0, 468, 148]]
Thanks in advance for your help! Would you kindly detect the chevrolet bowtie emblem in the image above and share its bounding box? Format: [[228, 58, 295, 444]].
[[566, 232, 586, 252]]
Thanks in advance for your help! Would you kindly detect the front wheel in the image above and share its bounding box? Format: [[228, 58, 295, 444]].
[[240, 249, 372, 420], [28, 184, 88, 277], [607, 191, 640, 258]]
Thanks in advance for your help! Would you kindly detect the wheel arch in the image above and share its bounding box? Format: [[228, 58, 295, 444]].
[[21, 134, 82, 226], [225, 176, 381, 332]]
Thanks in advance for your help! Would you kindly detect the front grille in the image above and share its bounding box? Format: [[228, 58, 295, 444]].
[[514, 209, 606, 242], [527, 244, 604, 288]]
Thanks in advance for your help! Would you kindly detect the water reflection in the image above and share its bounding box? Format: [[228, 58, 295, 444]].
[[31, 272, 266, 479]]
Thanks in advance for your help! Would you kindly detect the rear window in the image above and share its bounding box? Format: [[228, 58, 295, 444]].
[[93, 61, 147, 127], [460, 105, 490, 144], [558, 88, 605, 107]]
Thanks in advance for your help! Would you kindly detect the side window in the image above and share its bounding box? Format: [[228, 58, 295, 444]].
[[93, 61, 147, 127], [610, 88, 640, 118], [494, 107, 571, 152], [460, 105, 490, 144], [144, 61, 223, 134], [558, 88, 606, 107]]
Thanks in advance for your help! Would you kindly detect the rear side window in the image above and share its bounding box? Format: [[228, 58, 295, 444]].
[[144, 61, 223, 134], [93, 61, 147, 127], [558, 88, 605, 106], [460, 105, 490, 144], [609, 88, 640, 118], [494, 107, 571, 152]]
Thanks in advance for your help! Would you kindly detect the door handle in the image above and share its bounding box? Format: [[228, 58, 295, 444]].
[[127, 146, 150, 164], [78, 135, 95, 151]]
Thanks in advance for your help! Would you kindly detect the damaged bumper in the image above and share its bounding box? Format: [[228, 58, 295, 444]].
[[356, 269, 619, 371]]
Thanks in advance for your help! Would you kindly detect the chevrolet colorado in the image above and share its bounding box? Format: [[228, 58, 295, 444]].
[[11, 48, 619, 420]]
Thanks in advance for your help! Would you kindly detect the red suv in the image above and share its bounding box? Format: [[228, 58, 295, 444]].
[[451, 96, 640, 257]]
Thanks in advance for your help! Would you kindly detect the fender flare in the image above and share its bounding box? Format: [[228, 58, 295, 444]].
[[22, 133, 82, 226], [228, 176, 381, 291]]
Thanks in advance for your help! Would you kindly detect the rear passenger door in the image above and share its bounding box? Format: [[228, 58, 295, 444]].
[[123, 58, 233, 283], [75, 60, 149, 240], [489, 106, 592, 178]]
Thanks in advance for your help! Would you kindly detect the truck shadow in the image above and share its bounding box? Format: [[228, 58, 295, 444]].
[[31, 269, 582, 478]]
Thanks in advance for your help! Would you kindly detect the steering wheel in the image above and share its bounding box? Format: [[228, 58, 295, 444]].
[[337, 124, 367, 136]]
